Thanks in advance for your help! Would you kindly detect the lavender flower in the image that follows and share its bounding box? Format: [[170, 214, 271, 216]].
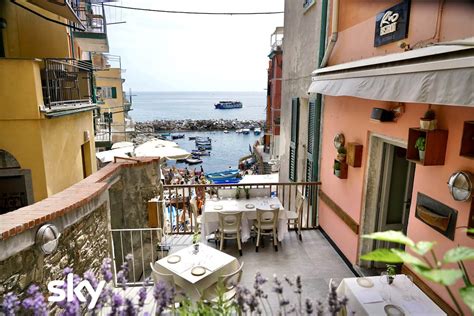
[[84, 270, 98, 288], [22, 284, 47, 316], [305, 298, 313, 315], [253, 272, 268, 299], [101, 258, 113, 283], [234, 284, 250, 312], [326, 281, 348, 316], [153, 281, 175, 314], [284, 275, 294, 287], [2, 292, 20, 316], [138, 284, 148, 308], [272, 274, 283, 294], [295, 275, 302, 295], [124, 298, 137, 316], [59, 297, 80, 316], [315, 300, 324, 316], [111, 293, 123, 315]]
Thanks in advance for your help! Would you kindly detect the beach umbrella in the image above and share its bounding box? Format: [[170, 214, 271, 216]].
[[135, 146, 191, 160], [111, 141, 134, 149], [96, 146, 134, 163], [134, 139, 179, 156]]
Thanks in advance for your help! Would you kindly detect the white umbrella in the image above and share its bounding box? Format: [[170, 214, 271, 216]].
[[96, 146, 134, 163], [134, 139, 179, 156], [111, 141, 134, 149], [135, 146, 191, 160]]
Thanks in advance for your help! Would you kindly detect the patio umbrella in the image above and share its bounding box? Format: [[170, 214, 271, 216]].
[[135, 146, 191, 161], [111, 141, 134, 149], [134, 139, 179, 155], [96, 146, 134, 163]]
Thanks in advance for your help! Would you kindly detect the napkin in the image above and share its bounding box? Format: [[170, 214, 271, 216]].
[[357, 289, 384, 304]]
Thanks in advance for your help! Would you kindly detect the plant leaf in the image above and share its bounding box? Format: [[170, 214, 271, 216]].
[[444, 246, 474, 263], [460, 286, 474, 313], [362, 231, 415, 247], [413, 241, 435, 255], [391, 249, 429, 268], [467, 228, 474, 234], [360, 249, 403, 263], [415, 268, 463, 286]]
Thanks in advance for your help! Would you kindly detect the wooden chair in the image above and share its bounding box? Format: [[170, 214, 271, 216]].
[[202, 261, 244, 302], [217, 211, 243, 256], [286, 193, 304, 241], [255, 208, 279, 252]]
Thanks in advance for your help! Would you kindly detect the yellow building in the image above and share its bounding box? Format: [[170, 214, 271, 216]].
[[0, 0, 109, 214]]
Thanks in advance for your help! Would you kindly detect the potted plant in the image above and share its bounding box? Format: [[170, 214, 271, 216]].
[[244, 188, 250, 199], [192, 231, 200, 253], [420, 109, 437, 130], [334, 160, 341, 177], [415, 136, 426, 161], [337, 147, 347, 162], [235, 187, 241, 199]]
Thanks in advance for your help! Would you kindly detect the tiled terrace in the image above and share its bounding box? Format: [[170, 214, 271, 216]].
[[117, 229, 355, 312]]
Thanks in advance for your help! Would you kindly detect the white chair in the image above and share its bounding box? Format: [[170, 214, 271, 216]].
[[149, 262, 199, 301], [190, 198, 201, 231], [202, 261, 244, 302], [218, 211, 243, 256], [286, 193, 304, 241], [255, 208, 279, 252]]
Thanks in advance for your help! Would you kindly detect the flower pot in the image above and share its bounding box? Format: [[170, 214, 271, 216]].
[[419, 150, 425, 161], [420, 119, 437, 130], [337, 154, 346, 162]]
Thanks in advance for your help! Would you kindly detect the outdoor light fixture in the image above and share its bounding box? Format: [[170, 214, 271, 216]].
[[36, 224, 61, 255], [448, 171, 473, 202], [333, 133, 345, 149]]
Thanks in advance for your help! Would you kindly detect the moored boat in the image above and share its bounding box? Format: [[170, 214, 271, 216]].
[[211, 177, 241, 184], [185, 158, 202, 165], [188, 136, 196, 140], [214, 101, 243, 109], [171, 134, 185, 140], [241, 128, 250, 135], [206, 169, 239, 180], [254, 128, 261, 135]]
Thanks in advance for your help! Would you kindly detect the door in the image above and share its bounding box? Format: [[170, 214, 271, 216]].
[[373, 143, 415, 267]]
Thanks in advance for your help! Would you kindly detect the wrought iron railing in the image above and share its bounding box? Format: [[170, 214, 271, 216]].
[[41, 59, 93, 109], [74, 3, 107, 34], [161, 182, 321, 235]]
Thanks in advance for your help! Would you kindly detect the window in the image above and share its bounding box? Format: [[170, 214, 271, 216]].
[[97, 86, 117, 99], [289, 98, 300, 182]]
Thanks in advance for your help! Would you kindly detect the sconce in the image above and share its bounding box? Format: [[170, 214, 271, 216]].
[[448, 171, 473, 202], [36, 224, 61, 255]]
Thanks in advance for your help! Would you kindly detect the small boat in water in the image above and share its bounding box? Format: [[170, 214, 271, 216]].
[[236, 129, 242, 134], [171, 134, 185, 140], [192, 149, 210, 156], [214, 101, 243, 109], [241, 128, 250, 135], [206, 169, 239, 180], [185, 158, 202, 165], [188, 136, 196, 140], [224, 130, 229, 134], [254, 128, 261, 135], [211, 177, 241, 184]]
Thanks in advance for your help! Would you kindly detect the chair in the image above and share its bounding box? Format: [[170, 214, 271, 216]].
[[202, 261, 244, 302], [190, 198, 202, 231], [217, 211, 243, 256], [149, 262, 200, 301], [255, 208, 279, 252], [286, 193, 304, 241]]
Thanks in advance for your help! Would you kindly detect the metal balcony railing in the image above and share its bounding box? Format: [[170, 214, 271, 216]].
[[41, 59, 94, 109], [74, 3, 107, 34]]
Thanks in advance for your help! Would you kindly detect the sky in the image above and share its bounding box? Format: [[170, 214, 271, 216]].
[[105, 0, 284, 92]]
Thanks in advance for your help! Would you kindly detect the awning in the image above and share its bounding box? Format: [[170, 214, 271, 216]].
[[309, 39, 474, 107], [27, 0, 83, 26]]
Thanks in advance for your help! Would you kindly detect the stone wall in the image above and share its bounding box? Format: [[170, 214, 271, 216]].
[[0, 203, 109, 296]]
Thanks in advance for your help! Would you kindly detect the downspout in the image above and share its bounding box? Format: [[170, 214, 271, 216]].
[[319, 0, 339, 68]]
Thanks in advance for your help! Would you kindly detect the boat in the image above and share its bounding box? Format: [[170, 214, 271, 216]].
[[188, 136, 196, 140], [191, 149, 210, 156], [195, 136, 211, 143], [160, 133, 170, 138], [185, 158, 202, 165], [171, 134, 185, 140], [197, 144, 212, 150], [224, 130, 229, 134], [214, 101, 243, 109], [211, 177, 241, 184], [254, 128, 261, 135], [241, 128, 250, 135], [236, 129, 242, 134], [206, 169, 240, 180]]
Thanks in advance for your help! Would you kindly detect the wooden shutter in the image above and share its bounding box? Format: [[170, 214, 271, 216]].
[[111, 87, 117, 98], [289, 97, 300, 182], [306, 99, 316, 183]]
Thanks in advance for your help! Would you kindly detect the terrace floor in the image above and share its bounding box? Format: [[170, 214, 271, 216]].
[[117, 229, 356, 312]]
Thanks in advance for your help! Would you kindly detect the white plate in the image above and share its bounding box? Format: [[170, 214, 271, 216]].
[[166, 255, 181, 264], [245, 203, 255, 209], [191, 266, 206, 276], [356, 277, 374, 288], [213, 205, 223, 210], [384, 304, 405, 316]]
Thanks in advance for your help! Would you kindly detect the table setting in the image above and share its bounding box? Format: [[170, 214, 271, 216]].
[[336, 274, 446, 315]]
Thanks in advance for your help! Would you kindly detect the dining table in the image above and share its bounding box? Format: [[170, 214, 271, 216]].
[[201, 196, 288, 243], [336, 275, 446, 315], [155, 243, 239, 299]]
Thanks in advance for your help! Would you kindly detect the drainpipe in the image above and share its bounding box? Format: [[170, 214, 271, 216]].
[[319, 0, 339, 68]]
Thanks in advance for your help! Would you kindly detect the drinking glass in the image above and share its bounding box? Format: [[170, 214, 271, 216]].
[[401, 274, 414, 301], [379, 272, 392, 302]]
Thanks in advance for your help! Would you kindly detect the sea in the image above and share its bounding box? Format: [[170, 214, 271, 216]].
[[130, 91, 266, 173]]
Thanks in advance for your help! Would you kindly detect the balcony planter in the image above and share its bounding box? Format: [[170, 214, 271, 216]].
[[415, 137, 426, 161], [419, 109, 437, 131]]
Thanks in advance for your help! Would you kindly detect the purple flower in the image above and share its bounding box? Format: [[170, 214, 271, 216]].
[[84, 270, 98, 288], [305, 298, 313, 315], [63, 267, 73, 276], [117, 254, 133, 289], [124, 298, 137, 316], [284, 275, 294, 286], [253, 272, 268, 299], [111, 293, 123, 315], [59, 297, 80, 316], [138, 285, 148, 308], [272, 275, 283, 294], [234, 284, 250, 312], [2, 292, 20, 316], [101, 258, 113, 283], [295, 275, 302, 295], [22, 284, 47, 316], [153, 281, 174, 314]]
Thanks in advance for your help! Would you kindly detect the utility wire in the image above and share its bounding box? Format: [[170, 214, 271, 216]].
[[103, 3, 283, 15]]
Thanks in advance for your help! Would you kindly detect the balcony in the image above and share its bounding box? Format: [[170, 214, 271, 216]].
[[269, 26, 284, 55], [73, 3, 109, 52], [41, 58, 96, 115]]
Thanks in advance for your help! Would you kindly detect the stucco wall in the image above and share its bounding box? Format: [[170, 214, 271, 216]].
[[319, 99, 474, 313], [280, 0, 322, 182]]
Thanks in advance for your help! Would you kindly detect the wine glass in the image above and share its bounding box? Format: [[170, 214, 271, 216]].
[[401, 274, 414, 301], [379, 272, 392, 302]]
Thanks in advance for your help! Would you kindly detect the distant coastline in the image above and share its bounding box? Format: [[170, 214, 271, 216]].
[[134, 119, 265, 133]]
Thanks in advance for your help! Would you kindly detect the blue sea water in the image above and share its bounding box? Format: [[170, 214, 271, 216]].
[[130, 91, 266, 122], [130, 91, 265, 173]]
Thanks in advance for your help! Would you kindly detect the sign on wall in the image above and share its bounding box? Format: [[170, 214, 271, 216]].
[[374, 0, 410, 47]]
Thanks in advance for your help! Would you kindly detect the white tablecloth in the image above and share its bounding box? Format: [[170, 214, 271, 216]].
[[155, 243, 238, 299], [337, 275, 446, 316], [201, 197, 288, 242]]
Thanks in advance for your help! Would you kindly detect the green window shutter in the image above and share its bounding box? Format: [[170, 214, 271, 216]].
[[111, 87, 117, 98], [306, 99, 316, 183], [289, 97, 300, 182]]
